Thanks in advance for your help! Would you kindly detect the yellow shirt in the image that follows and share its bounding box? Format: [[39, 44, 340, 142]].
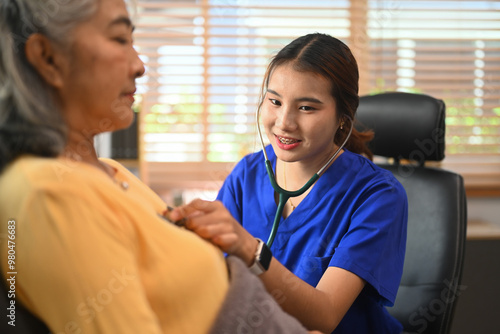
[[0, 156, 228, 333]]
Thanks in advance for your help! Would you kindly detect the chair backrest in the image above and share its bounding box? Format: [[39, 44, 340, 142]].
[[356, 92, 467, 334]]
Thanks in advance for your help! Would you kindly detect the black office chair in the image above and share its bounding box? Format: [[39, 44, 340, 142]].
[[356, 92, 467, 334], [0, 278, 50, 333]]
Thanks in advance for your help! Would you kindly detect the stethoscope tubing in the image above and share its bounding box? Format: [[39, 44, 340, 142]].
[[257, 113, 353, 247]]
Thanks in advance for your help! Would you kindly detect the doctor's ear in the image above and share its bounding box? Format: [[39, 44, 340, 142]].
[[25, 33, 65, 88]]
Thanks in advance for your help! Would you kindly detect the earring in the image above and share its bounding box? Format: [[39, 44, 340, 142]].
[[340, 121, 345, 130]]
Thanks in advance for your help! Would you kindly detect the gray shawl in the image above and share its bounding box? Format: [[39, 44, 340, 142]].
[[210, 256, 308, 334]]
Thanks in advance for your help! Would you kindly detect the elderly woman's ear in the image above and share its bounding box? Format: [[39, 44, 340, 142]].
[[25, 33, 65, 88]]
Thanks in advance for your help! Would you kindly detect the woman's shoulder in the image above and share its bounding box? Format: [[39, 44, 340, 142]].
[[2, 155, 72, 183], [230, 146, 270, 176], [0, 155, 113, 198], [339, 150, 405, 193], [0, 156, 90, 221]]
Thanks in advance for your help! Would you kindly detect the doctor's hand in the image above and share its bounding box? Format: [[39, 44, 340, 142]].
[[168, 199, 259, 266]]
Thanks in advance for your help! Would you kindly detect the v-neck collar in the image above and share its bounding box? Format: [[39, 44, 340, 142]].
[[261, 146, 348, 233]]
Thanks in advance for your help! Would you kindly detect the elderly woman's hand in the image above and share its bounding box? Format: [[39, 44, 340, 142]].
[[168, 199, 259, 266]]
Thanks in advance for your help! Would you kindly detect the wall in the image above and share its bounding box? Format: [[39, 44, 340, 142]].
[[467, 197, 500, 226], [451, 196, 500, 334]]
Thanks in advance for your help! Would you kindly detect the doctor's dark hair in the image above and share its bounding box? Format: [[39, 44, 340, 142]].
[[0, 0, 97, 173], [257, 33, 374, 159]]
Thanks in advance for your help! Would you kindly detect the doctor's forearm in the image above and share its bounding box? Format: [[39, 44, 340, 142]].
[[258, 258, 341, 333]]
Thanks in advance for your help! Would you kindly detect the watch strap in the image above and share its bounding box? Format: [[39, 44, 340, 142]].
[[248, 238, 272, 275]]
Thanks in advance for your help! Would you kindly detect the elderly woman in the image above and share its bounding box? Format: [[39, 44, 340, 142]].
[[0, 1, 307, 333]]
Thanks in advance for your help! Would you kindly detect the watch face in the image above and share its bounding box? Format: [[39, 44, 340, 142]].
[[249, 239, 273, 275], [258, 240, 272, 271]]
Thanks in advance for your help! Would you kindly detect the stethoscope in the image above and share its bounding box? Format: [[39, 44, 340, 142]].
[[256, 113, 354, 247]]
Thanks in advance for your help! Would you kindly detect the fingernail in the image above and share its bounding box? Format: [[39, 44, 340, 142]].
[[163, 206, 186, 227], [174, 218, 187, 227]]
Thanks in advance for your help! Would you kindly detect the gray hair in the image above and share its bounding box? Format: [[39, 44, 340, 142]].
[[0, 0, 98, 172]]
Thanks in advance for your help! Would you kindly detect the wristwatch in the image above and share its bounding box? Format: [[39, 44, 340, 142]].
[[248, 238, 272, 275]]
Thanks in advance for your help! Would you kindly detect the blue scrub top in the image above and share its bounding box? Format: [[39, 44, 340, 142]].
[[217, 145, 408, 334]]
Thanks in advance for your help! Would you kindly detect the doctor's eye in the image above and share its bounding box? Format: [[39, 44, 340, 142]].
[[299, 105, 316, 112], [269, 98, 281, 106]]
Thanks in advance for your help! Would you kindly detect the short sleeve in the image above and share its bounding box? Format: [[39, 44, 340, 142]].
[[216, 159, 246, 223], [329, 177, 408, 306]]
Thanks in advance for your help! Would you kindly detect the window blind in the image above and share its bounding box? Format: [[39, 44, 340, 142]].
[[131, 0, 499, 198], [366, 0, 500, 194], [133, 0, 354, 196]]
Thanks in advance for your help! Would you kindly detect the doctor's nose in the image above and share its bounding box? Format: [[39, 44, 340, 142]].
[[275, 108, 298, 131]]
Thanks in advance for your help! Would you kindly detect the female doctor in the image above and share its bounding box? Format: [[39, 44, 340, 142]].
[[170, 33, 408, 334]]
